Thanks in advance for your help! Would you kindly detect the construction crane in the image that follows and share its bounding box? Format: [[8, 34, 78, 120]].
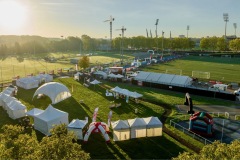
[[116, 26, 127, 65], [104, 15, 115, 49]]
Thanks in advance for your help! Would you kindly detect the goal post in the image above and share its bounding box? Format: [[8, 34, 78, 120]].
[[192, 71, 210, 79], [165, 69, 182, 75]]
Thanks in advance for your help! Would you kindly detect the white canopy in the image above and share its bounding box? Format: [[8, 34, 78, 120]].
[[143, 116, 162, 137], [74, 72, 83, 81], [108, 73, 124, 79], [128, 118, 146, 138], [26, 108, 44, 117], [111, 86, 143, 99], [33, 74, 53, 84], [68, 119, 87, 129], [90, 79, 102, 85], [33, 82, 71, 104], [111, 120, 130, 141], [34, 105, 69, 135], [16, 77, 39, 89], [94, 71, 108, 79], [67, 119, 87, 140]]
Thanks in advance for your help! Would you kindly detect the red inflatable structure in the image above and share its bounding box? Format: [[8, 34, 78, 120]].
[[189, 112, 214, 137]]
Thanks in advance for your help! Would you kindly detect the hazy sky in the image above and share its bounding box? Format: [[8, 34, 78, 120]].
[[0, 0, 239, 38]]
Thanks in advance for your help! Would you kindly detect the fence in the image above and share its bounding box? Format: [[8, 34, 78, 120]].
[[170, 116, 213, 145]]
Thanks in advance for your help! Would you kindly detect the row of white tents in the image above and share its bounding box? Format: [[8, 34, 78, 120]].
[[111, 117, 162, 141], [134, 71, 192, 87], [0, 87, 27, 119], [16, 74, 53, 89]]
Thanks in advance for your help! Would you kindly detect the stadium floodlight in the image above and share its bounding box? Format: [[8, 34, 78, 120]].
[[116, 26, 127, 65], [104, 15, 115, 49], [162, 31, 164, 57], [187, 25, 190, 38], [223, 13, 229, 39], [155, 19, 159, 54], [233, 23, 237, 37]]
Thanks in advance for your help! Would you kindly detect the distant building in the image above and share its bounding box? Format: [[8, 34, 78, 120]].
[[179, 35, 185, 38]]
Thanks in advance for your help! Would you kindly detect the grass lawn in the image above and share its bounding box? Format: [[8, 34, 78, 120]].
[[1, 77, 194, 159], [143, 55, 240, 84]]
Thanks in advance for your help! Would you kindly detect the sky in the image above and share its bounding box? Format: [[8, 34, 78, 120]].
[[0, 0, 239, 39]]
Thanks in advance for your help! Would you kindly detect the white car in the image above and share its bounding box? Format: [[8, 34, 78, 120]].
[[234, 89, 240, 101]]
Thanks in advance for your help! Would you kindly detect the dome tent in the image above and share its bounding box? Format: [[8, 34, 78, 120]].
[[33, 82, 71, 104]]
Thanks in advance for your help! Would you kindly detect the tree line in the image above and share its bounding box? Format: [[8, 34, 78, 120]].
[[0, 35, 240, 57]]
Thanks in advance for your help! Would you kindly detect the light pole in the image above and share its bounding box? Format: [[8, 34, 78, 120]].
[[155, 19, 159, 54], [187, 25, 190, 38], [104, 15, 115, 50], [223, 13, 229, 39], [162, 31, 164, 57], [116, 26, 126, 65], [233, 23, 237, 38]]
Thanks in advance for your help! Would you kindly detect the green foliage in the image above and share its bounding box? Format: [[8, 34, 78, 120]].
[[0, 124, 90, 160], [78, 55, 90, 70], [229, 39, 240, 51], [173, 140, 240, 160]]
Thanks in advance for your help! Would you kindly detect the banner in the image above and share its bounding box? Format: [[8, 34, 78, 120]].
[[92, 107, 99, 122], [107, 111, 112, 127]]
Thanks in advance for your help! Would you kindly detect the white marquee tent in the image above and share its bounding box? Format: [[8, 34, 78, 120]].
[[94, 71, 108, 79], [7, 102, 27, 119], [143, 117, 162, 137], [26, 108, 44, 117], [134, 71, 192, 87], [128, 118, 146, 138], [74, 72, 83, 81], [0, 93, 9, 107], [111, 120, 130, 141], [33, 74, 53, 84], [16, 77, 39, 89], [67, 119, 88, 140], [33, 82, 71, 104], [111, 86, 143, 99], [34, 105, 69, 135]]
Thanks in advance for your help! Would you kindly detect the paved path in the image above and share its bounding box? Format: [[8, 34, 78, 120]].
[[176, 105, 240, 120]]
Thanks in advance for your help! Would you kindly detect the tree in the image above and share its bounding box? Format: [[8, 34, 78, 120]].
[[229, 39, 240, 51], [173, 140, 240, 160], [78, 56, 90, 70], [0, 124, 90, 160], [40, 124, 90, 160]]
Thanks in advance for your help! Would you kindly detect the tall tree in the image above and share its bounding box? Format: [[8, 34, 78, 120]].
[[173, 140, 240, 160], [78, 56, 90, 70]]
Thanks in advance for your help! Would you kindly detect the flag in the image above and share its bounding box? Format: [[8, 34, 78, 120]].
[[107, 111, 112, 127], [162, 31, 164, 37], [75, 64, 78, 71], [150, 30, 152, 38], [92, 107, 99, 122], [146, 29, 148, 38]]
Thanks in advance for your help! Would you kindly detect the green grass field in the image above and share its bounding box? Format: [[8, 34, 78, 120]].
[[1, 52, 240, 159], [143, 55, 240, 84]]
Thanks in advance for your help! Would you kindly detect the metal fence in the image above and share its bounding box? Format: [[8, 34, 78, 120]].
[[170, 116, 213, 145]]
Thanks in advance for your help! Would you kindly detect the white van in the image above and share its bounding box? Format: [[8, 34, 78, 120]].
[[147, 50, 154, 55]]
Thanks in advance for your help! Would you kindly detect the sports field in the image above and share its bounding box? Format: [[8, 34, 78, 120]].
[[143, 55, 240, 84]]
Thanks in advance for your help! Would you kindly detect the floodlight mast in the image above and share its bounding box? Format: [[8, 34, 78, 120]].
[[104, 15, 115, 50], [187, 25, 190, 38], [155, 19, 159, 54], [233, 23, 237, 37], [116, 26, 127, 65], [223, 13, 229, 39]]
